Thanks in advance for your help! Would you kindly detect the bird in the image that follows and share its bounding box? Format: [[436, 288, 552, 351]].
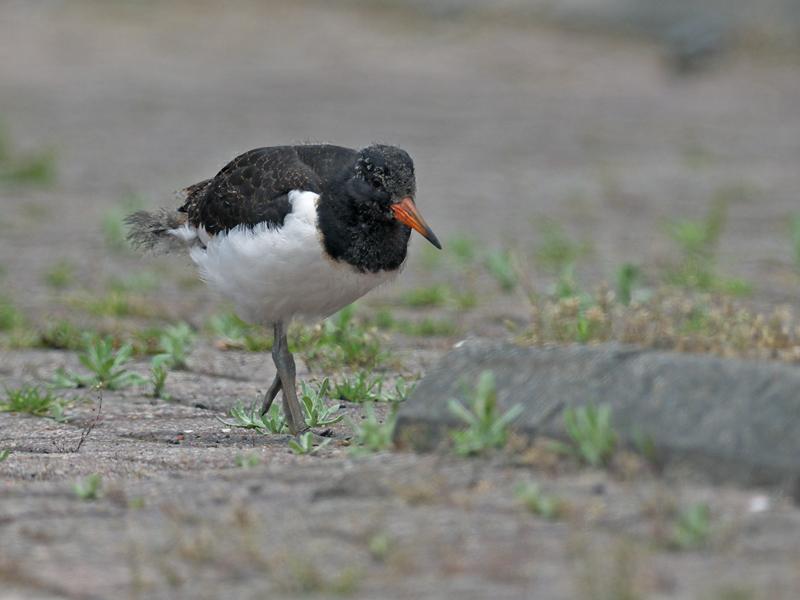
[[126, 144, 441, 435]]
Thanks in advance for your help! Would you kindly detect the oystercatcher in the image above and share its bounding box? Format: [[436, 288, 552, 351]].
[[126, 144, 440, 434]]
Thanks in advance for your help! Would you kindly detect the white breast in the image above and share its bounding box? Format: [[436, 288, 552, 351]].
[[186, 190, 400, 325]]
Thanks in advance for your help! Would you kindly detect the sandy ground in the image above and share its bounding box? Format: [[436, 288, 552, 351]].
[[2, 1, 800, 598]]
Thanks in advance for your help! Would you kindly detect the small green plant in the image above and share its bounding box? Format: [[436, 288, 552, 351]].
[[556, 403, 617, 467], [235, 453, 261, 468], [288, 431, 332, 455], [218, 401, 286, 434], [150, 355, 170, 399], [0, 449, 10, 462], [669, 503, 711, 550], [395, 317, 458, 337], [299, 379, 343, 427], [535, 221, 589, 272], [349, 404, 397, 454], [615, 263, 640, 305], [1, 385, 66, 420], [38, 320, 87, 351], [73, 473, 102, 501], [665, 200, 751, 295], [331, 372, 386, 403], [53, 337, 145, 390], [447, 371, 523, 456], [44, 260, 75, 289], [300, 305, 386, 369], [400, 285, 450, 308], [155, 322, 194, 369], [208, 312, 272, 351], [391, 376, 416, 402], [484, 249, 517, 292], [0, 125, 56, 188], [515, 482, 564, 520], [368, 533, 391, 562], [791, 214, 800, 268], [0, 296, 24, 331]]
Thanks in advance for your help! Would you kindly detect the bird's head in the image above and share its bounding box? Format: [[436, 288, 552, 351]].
[[349, 144, 441, 249]]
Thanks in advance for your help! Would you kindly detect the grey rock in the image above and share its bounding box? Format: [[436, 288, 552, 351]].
[[397, 341, 800, 488]]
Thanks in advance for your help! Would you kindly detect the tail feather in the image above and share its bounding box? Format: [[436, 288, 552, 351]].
[[125, 209, 193, 254]]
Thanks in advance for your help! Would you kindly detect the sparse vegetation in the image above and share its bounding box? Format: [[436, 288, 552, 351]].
[[515, 482, 565, 520], [155, 322, 195, 369], [218, 401, 286, 434], [484, 248, 518, 292], [447, 371, 523, 456], [0, 296, 24, 331], [665, 199, 751, 295], [298, 379, 343, 427], [53, 337, 145, 390], [44, 260, 75, 289], [1, 385, 67, 420], [0, 449, 10, 462], [299, 306, 386, 370], [349, 404, 397, 454], [235, 453, 261, 468], [535, 220, 589, 272], [73, 473, 103, 501], [400, 284, 450, 307], [0, 125, 56, 187], [669, 503, 712, 550], [150, 355, 170, 399], [208, 312, 272, 351], [331, 372, 386, 403], [615, 263, 641, 305], [554, 404, 617, 467], [288, 431, 332, 455]]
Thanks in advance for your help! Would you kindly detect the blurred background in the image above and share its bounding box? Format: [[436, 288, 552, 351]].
[[1, 0, 799, 337]]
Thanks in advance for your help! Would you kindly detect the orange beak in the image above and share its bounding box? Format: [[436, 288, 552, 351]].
[[390, 197, 442, 249]]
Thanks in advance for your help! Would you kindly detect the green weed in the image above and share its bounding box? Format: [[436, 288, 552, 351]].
[[208, 312, 272, 351], [44, 261, 75, 289], [298, 379, 343, 427], [447, 371, 523, 456], [0, 125, 56, 187], [484, 249, 518, 292], [535, 221, 589, 272], [615, 263, 640, 305], [331, 372, 386, 403], [669, 503, 711, 550], [235, 453, 261, 468], [0, 449, 10, 462], [288, 431, 332, 455], [665, 200, 751, 295], [218, 401, 286, 434], [53, 337, 145, 390], [0, 296, 24, 331], [400, 285, 450, 308], [515, 482, 564, 520], [150, 355, 170, 399], [73, 474, 102, 501], [349, 403, 397, 454], [1, 385, 66, 420], [299, 305, 386, 370], [555, 404, 617, 467], [155, 322, 194, 369]]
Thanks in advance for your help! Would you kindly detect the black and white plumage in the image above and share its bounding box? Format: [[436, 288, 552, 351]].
[[126, 144, 440, 434]]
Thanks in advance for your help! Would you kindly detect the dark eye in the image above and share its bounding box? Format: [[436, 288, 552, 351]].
[[371, 178, 383, 189]]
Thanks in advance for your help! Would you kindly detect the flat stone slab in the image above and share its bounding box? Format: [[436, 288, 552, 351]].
[[397, 341, 800, 489]]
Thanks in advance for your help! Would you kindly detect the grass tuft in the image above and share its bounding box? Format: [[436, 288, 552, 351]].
[[669, 503, 712, 550], [554, 404, 617, 467], [349, 404, 397, 454], [73, 474, 102, 501], [288, 431, 332, 455], [53, 336, 145, 390], [1, 385, 66, 420], [515, 482, 565, 520], [447, 371, 523, 456]]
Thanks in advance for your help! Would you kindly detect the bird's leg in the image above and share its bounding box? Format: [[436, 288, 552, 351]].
[[272, 321, 308, 435], [260, 372, 282, 416]]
